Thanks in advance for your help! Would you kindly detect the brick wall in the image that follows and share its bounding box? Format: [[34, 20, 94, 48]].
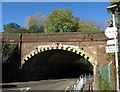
[[2, 32, 120, 65]]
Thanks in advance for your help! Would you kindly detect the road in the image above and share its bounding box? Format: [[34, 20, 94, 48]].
[[1, 78, 76, 91]]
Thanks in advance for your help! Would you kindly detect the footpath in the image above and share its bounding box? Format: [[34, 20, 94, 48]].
[[65, 79, 94, 92]]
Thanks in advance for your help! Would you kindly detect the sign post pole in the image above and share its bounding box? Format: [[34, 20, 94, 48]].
[[112, 12, 119, 91], [106, 4, 119, 91]]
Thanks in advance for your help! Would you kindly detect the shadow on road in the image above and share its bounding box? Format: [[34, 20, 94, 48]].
[[1, 84, 17, 88]]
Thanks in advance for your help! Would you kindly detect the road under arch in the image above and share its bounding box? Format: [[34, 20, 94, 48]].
[[22, 49, 93, 81]]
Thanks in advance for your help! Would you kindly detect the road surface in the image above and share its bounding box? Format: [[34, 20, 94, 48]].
[[1, 78, 76, 91]]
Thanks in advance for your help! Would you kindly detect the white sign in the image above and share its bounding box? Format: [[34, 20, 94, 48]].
[[106, 46, 119, 53], [107, 39, 118, 45], [105, 27, 118, 39]]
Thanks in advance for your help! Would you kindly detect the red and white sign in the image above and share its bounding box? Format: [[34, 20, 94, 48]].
[[49, 43, 63, 49]]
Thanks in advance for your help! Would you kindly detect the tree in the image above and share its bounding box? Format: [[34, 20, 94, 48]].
[[3, 23, 21, 33], [2, 42, 19, 64], [44, 8, 79, 33], [2, 42, 21, 82], [25, 13, 45, 33], [28, 24, 44, 33], [78, 19, 100, 32], [17, 27, 28, 33]]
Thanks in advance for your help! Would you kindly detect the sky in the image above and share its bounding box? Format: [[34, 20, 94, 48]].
[[1, 2, 111, 32], [1, 0, 111, 2]]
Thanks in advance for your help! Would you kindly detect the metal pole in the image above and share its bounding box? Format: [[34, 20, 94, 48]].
[[112, 13, 119, 91], [108, 61, 112, 83]]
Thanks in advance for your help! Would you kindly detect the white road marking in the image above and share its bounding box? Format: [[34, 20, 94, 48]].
[[19, 87, 30, 92], [65, 86, 69, 92]]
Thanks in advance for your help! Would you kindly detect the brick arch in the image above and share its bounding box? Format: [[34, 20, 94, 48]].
[[21, 44, 95, 67]]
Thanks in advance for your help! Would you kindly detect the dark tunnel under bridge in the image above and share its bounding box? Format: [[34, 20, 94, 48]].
[[22, 48, 93, 81]]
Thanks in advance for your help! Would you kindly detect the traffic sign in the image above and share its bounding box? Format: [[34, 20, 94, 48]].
[[107, 39, 118, 45], [105, 27, 118, 39], [106, 46, 119, 53]]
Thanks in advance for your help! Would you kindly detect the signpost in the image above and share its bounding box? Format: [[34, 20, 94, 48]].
[[106, 4, 119, 91], [107, 39, 118, 45], [105, 27, 119, 54], [105, 27, 118, 39], [106, 46, 120, 53]]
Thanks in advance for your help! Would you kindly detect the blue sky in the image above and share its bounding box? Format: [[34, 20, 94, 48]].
[[0, 2, 2, 32], [2, 2, 111, 32]]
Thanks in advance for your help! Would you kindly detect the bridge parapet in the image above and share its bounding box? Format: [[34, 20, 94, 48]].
[[2, 33, 21, 43], [2, 32, 120, 43], [2, 32, 120, 65]]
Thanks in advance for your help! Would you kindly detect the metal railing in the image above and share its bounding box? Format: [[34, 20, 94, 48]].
[[70, 73, 93, 92]]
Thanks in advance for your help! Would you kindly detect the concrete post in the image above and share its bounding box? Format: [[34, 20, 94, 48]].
[[93, 63, 99, 90]]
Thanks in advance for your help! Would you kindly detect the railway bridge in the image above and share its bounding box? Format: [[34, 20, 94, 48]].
[[2, 32, 120, 90]]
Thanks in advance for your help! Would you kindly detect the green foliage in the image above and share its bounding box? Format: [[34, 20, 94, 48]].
[[2, 42, 21, 82], [3, 23, 29, 33], [99, 78, 113, 90], [78, 21, 100, 32], [2, 42, 18, 63], [27, 24, 44, 33], [3, 23, 44, 33], [74, 58, 93, 73], [3, 9, 100, 33], [3, 23, 21, 33], [2, 34, 23, 82], [98, 63, 114, 90], [44, 8, 79, 33], [17, 27, 28, 33]]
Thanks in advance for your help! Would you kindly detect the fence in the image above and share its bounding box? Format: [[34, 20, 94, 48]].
[[97, 61, 114, 90], [70, 73, 93, 92]]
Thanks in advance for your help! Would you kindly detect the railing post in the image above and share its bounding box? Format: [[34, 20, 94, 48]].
[[85, 74, 86, 84], [89, 73, 91, 80]]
